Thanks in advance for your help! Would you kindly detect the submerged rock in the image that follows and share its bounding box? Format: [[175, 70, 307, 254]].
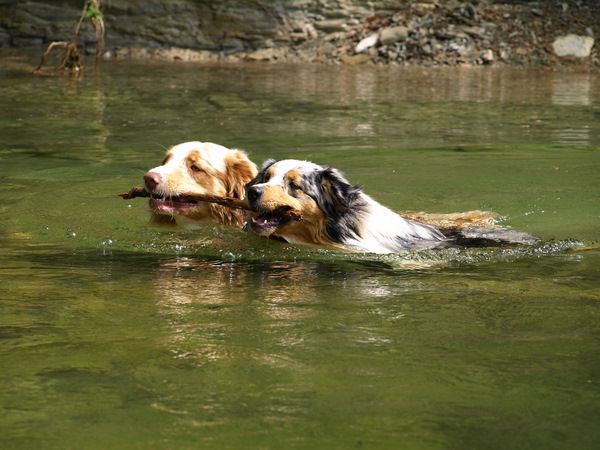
[[340, 53, 372, 65]]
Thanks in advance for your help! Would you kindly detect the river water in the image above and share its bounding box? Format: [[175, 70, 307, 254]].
[[1, 54, 599, 449]]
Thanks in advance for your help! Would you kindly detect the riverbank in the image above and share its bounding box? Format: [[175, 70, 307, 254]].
[[1, 1, 598, 71]]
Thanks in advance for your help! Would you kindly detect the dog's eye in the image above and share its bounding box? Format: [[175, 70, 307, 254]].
[[288, 180, 302, 192], [190, 164, 204, 173]]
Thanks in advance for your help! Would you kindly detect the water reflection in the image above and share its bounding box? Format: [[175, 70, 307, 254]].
[[151, 257, 403, 366], [3, 60, 600, 162], [548, 73, 594, 147], [551, 74, 592, 106], [550, 126, 591, 147]]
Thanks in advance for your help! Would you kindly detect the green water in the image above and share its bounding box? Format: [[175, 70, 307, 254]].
[[1, 53, 600, 449]]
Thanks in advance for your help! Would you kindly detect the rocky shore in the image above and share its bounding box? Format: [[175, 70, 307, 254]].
[[1, 1, 598, 70], [297, 1, 598, 69]]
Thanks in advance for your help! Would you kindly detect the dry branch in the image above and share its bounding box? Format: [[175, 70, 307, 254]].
[[118, 187, 250, 210], [118, 187, 305, 221], [34, 0, 104, 75]]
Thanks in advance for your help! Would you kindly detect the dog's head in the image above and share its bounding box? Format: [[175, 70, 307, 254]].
[[143, 141, 257, 226], [245, 159, 366, 247]]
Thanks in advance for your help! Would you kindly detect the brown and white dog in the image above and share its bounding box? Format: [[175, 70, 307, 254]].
[[143, 141, 257, 227], [245, 159, 447, 253]]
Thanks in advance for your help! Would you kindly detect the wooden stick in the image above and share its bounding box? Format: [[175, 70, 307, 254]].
[[118, 186, 250, 209], [118, 186, 304, 220], [118, 186, 151, 200]]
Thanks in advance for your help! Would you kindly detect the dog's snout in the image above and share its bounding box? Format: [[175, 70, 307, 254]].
[[144, 171, 162, 192], [247, 185, 262, 204]]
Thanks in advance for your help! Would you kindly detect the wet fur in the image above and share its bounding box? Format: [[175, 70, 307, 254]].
[[144, 141, 257, 227], [246, 159, 446, 253]]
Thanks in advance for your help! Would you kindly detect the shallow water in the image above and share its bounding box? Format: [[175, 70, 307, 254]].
[[1, 54, 600, 449]]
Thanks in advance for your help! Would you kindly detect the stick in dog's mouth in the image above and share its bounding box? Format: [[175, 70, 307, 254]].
[[118, 186, 303, 220], [250, 205, 304, 230]]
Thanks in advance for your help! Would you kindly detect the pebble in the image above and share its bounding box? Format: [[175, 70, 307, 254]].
[[462, 26, 487, 39], [355, 33, 378, 53], [245, 48, 277, 61], [379, 26, 409, 45], [314, 19, 347, 32], [481, 49, 494, 63]]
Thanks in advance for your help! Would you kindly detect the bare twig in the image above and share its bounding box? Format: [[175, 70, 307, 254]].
[[118, 186, 305, 221], [34, 0, 105, 75], [118, 187, 250, 210], [35, 41, 68, 72]]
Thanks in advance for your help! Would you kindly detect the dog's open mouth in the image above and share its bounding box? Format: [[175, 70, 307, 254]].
[[149, 194, 198, 213], [248, 206, 300, 235], [251, 212, 289, 229]]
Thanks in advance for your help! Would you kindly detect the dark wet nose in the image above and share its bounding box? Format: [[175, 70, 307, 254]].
[[246, 185, 262, 205], [144, 171, 162, 192]]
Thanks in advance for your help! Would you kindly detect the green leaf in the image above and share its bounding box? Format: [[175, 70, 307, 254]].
[[85, 3, 103, 20]]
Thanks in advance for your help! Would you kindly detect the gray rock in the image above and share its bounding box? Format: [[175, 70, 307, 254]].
[[303, 23, 318, 39], [245, 48, 276, 61], [552, 34, 595, 58], [379, 25, 409, 45], [462, 26, 487, 40], [323, 31, 345, 42], [0, 27, 10, 46], [137, 1, 166, 15], [12, 36, 43, 46], [314, 19, 347, 33], [20, 2, 78, 21], [481, 49, 494, 63]]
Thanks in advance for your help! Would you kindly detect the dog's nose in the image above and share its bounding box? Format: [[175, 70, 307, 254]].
[[144, 171, 162, 192], [246, 185, 262, 204]]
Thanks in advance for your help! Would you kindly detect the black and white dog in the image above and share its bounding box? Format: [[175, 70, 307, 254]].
[[245, 159, 446, 253]]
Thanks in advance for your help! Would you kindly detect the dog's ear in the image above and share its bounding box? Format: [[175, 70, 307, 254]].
[[246, 159, 277, 188], [313, 167, 361, 217], [224, 150, 258, 199], [260, 159, 276, 172]]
